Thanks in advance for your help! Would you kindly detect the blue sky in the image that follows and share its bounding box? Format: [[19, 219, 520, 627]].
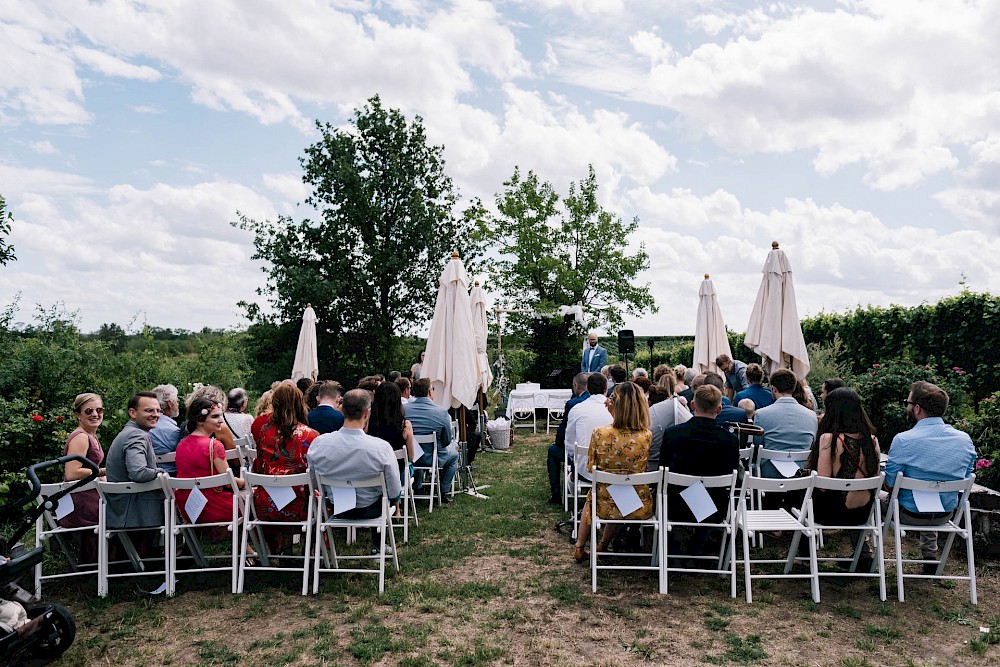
[[2, 0, 998, 337]]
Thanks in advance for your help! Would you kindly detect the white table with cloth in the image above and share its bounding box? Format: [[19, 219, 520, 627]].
[[505, 383, 573, 420]]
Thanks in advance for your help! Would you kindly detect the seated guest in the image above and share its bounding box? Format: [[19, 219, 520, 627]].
[[715, 354, 749, 401], [632, 367, 648, 380], [753, 369, 817, 478], [251, 383, 319, 554], [633, 375, 652, 395], [546, 372, 589, 504], [150, 384, 181, 474], [406, 378, 459, 503], [693, 373, 750, 426], [672, 365, 690, 401], [647, 372, 692, 471], [174, 398, 248, 520], [60, 393, 107, 563], [251, 389, 274, 441], [805, 388, 880, 561], [883, 381, 976, 572], [607, 364, 627, 396], [573, 381, 653, 562], [307, 381, 345, 434], [387, 370, 401, 383], [818, 377, 847, 421], [737, 398, 756, 421], [224, 387, 255, 440], [358, 376, 380, 392], [302, 381, 322, 411], [733, 363, 774, 410], [295, 377, 314, 396], [395, 377, 412, 404], [307, 389, 402, 554], [794, 379, 817, 412], [105, 393, 164, 556], [367, 381, 417, 483], [565, 372, 613, 483], [183, 385, 236, 453], [661, 385, 739, 555]]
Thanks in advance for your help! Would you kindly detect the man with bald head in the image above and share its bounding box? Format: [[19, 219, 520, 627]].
[[581, 332, 608, 373]]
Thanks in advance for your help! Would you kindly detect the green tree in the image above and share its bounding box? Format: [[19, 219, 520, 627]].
[[0, 194, 15, 266], [236, 96, 481, 379], [477, 165, 656, 331]]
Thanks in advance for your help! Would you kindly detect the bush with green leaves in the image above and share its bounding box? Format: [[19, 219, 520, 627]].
[[954, 391, 1000, 490]]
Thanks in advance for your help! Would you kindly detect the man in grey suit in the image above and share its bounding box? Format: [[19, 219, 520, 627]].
[[405, 378, 459, 503], [581, 332, 608, 373], [752, 369, 817, 479], [105, 392, 166, 530]]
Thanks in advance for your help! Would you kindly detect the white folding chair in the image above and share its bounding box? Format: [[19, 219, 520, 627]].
[[238, 471, 314, 595], [883, 472, 977, 604], [589, 468, 663, 593], [563, 442, 573, 512], [752, 447, 811, 545], [508, 391, 536, 433], [799, 474, 886, 601], [165, 471, 243, 595], [313, 473, 399, 593], [546, 395, 566, 434], [572, 442, 593, 540], [391, 448, 419, 543], [411, 433, 441, 513], [736, 472, 819, 603], [661, 470, 739, 597], [155, 451, 176, 467], [34, 480, 100, 596], [95, 476, 171, 597]]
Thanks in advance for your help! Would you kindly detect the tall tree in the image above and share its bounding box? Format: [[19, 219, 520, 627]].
[[237, 96, 480, 379], [478, 165, 656, 331], [0, 195, 15, 267]]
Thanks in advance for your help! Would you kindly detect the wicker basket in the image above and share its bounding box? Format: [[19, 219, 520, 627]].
[[487, 425, 511, 450]]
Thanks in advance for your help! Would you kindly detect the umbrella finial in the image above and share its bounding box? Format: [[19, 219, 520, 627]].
[[306, 303, 311, 308], [771, 241, 779, 249], [451, 250, 460, 259], [474, 280, 480, 286], [704, 273, 710, 279]]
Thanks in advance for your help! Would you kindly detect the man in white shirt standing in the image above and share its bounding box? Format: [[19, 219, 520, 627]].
[[564, 373, 612, 481]]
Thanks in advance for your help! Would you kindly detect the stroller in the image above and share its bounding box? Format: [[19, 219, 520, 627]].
[[0, 455, 99, 666]]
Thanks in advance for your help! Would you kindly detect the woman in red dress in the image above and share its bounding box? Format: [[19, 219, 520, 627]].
[[251, 383, 318, 554], [174, 398, 247, 523]]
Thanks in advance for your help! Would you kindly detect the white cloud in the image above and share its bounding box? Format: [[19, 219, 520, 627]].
[[72, 46, 162, 81], [28, 140, 59, 155]]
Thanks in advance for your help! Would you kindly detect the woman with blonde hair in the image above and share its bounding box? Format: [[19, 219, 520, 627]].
[[59, 392, 107, 562], [573, 381, 654, 562]]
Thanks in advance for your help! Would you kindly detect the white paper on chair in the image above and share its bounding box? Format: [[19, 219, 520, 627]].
[[329, 485, 357, 514], [184, 486, 208, 522], [607, 484, 643, 517], [679, 481, 718, 523], [54, 493, 75, 520], [262, 485, 296, 511], [410, 445, 424, 463], [911, 489, 946, 513], [772, 459, 801, 478]]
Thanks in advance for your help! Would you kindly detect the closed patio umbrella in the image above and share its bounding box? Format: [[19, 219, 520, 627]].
[[744, 242, 811, 379], [693, 274, 733, 375], [470, 280, 493, 394], [423, 252, 479, 410], [291, 304, 318, 381]]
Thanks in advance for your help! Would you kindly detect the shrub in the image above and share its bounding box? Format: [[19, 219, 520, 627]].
[[954, 392, 1000, 490]]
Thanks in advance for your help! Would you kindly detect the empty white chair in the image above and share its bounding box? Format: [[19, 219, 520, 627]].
[[546, 395, 566, 434], [313, 473, 399, 593], [238, 470, 314, 595], [661, 470, 739, 597], [391, 448, 419, 543], [883, 472, 977, 604], [735, 472, 819, 603], [508, 391, 536, 433]]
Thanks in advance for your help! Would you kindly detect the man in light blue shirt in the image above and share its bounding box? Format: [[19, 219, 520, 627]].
[[150, 384, 181, 474], [752, 369, 817, 480], [884, 381, 976, 566], [405, 378, 458, 502], [307, 389, 401, 553], [716, 354, 749, 402]]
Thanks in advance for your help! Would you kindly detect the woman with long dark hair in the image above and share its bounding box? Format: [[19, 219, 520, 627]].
[[806, 387, 881, 525], [367, 381, 417, 482], [251, 382, 318, 554]]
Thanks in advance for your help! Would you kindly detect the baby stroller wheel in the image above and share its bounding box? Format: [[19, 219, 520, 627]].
[[26, 604, 76, 661]]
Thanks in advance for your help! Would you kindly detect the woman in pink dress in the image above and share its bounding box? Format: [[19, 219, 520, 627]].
[[174, 398, 247, 523], [60, 392, 108, 563]]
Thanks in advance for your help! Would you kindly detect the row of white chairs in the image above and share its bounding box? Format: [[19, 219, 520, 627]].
[[35, 462, 419, 597], [582, 466, 978, 605]]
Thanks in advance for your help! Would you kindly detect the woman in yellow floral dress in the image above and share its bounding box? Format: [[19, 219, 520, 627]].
[[574, 381, 653, 562]]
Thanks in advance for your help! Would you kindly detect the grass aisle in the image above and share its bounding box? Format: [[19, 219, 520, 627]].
[[50, 432, 1000, 666]]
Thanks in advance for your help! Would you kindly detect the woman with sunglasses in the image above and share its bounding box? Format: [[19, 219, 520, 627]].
[[59, 393, 108, 562]]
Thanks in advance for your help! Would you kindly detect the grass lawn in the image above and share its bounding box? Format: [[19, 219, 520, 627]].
[[42, 432, 1000, 666]]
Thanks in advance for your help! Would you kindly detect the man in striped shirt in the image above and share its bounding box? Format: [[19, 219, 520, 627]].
[[883, 381, 976, 572]]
